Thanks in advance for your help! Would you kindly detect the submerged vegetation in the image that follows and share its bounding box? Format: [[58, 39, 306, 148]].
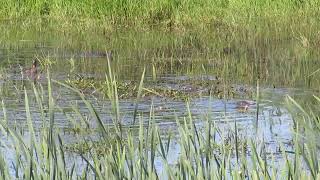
[[66, 72, 253, 100]]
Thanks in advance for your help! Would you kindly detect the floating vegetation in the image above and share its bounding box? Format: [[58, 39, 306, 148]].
[[95, 76, 254, 100], [65, 74, 96, 93], [64, 138, 120, 156]]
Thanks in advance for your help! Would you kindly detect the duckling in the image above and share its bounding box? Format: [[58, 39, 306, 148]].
[[24, 59, 40, 81]]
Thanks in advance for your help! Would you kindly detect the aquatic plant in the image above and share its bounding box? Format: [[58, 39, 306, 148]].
[[65, 74, 96, 93]]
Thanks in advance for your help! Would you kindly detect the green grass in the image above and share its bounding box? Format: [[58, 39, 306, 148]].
[[0, 0, 319, 30]]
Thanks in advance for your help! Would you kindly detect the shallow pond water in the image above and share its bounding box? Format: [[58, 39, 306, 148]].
[[0, 28, 319, 177]]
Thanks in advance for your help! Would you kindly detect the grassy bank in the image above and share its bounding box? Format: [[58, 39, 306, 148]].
[[1, 0, 320, 30]]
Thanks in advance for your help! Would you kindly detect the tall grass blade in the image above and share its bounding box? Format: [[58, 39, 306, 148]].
[[133, 67, 145, 125], [52, 80, 109, 141]]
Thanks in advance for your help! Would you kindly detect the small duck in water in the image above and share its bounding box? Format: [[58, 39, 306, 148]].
[[24, 59, 40, 81], [236, 100, 255, 112]]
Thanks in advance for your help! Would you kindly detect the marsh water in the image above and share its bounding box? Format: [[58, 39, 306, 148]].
[[0, 27, 319, 176]]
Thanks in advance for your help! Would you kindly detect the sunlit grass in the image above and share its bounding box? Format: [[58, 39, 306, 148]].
[[0, 0, 319, 31]]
